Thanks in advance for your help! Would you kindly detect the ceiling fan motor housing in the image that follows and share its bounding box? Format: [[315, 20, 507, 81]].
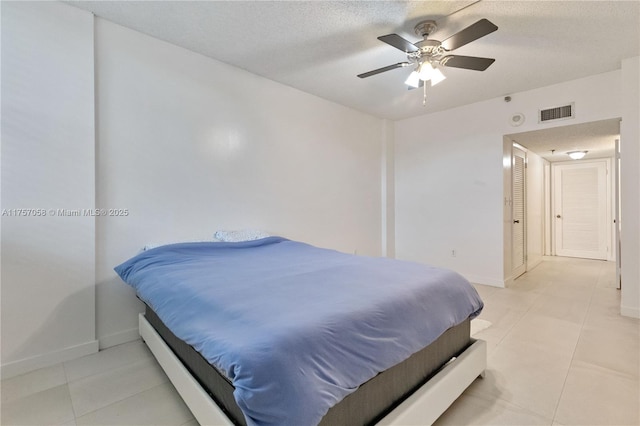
[[414, 20, 438, 38], [412, 40, 444, 61], [411, 21, 445, 65]]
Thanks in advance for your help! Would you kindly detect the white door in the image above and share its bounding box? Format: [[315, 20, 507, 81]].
[[512, 147, 526, 279], [553, 160, 609, 260]]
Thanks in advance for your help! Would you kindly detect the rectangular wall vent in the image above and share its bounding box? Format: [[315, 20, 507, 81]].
[[539, 102, 575, 123]]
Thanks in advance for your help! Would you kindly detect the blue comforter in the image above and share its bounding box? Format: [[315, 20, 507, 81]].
[[115, 237, 483, 426]]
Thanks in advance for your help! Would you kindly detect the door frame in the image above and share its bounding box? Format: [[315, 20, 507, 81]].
[[614, 138, 621, 288], [512, 146, 527, 279]]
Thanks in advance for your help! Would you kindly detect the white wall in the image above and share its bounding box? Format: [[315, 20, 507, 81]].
[[1, 2, 386, 370], [3, 2, 637, 380], [94, 19, 385, 347], [620, 56, 640, 318], [381, 119, 396, 258], [1, 2, 98, 377], [395, 70, 624, 287], [395, 104, 505, 285]]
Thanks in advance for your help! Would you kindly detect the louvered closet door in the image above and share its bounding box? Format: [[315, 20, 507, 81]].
[[553, 160, 609, 260], [512, 147, 526, 279]]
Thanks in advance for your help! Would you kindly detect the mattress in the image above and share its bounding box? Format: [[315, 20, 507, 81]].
[[115, 237, 483, 425], [145, 304, 471, 426]]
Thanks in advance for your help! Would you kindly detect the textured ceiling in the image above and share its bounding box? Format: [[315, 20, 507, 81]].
[[68, 1, 636, 158], [69, 0, 640, 122]]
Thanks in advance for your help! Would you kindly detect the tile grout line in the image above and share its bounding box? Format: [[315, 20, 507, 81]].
[[548, 272, 599, 424], [61, 361, 80, 422], [72, 381, 169, 423], [487, 281, 549, 352], [467, 276, 561, 425], [68, 359, 171, 422]]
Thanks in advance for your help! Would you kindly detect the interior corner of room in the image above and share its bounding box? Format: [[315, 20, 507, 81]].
[[1, 0, 638, 389]]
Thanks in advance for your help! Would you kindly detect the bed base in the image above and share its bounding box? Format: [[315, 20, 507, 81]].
[[139, 313, 486, 425]]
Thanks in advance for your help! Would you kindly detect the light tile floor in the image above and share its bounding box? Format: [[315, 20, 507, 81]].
[[2, 257, 638, 425], [436, 257, 640, 426]]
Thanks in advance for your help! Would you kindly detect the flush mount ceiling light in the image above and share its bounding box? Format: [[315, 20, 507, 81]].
[[567, 151, 588, 160]]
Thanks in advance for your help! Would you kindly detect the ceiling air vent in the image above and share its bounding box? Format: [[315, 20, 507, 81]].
[[539, 102, 575, 123]]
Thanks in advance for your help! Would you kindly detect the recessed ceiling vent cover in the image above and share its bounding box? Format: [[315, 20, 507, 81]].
[[539, 102, 575, 123]]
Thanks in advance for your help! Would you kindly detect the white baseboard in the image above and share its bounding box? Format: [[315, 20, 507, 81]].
[[465, 274, 506, 288], [1, 340, 99, 380], [98, 327, 140, 350], [621, 305, 640, 319]]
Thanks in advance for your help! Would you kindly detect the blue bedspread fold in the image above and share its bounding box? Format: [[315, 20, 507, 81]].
[[115, 237, 483, 426]]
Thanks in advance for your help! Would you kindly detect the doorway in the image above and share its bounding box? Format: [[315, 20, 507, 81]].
[[552, 159, 610, 260], [512, 146, 527, 279], [503, 118, 620, 286]]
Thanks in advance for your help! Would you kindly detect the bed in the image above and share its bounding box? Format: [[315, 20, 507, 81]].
[[115, 237, 486, 426]]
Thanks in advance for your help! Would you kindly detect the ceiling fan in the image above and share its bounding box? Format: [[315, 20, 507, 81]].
[[358, 18, 498, 90]]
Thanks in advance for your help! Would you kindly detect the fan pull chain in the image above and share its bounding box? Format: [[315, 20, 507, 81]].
[[423, 83, 427, 107]]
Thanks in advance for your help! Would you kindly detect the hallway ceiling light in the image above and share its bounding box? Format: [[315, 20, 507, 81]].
[[567, 150, 588, 160]]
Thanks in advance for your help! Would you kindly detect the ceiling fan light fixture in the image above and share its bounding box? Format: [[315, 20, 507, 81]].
[[567, 150, 588, 160], [404, 70, 421, 88], [430, 67, 446, 86], [417, 62, 435, 80]]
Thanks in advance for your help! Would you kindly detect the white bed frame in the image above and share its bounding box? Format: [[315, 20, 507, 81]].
[[139, 313, 486, 426]]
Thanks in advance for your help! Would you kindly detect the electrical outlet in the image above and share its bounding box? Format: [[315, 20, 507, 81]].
[[451, 249, 456, 257]]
